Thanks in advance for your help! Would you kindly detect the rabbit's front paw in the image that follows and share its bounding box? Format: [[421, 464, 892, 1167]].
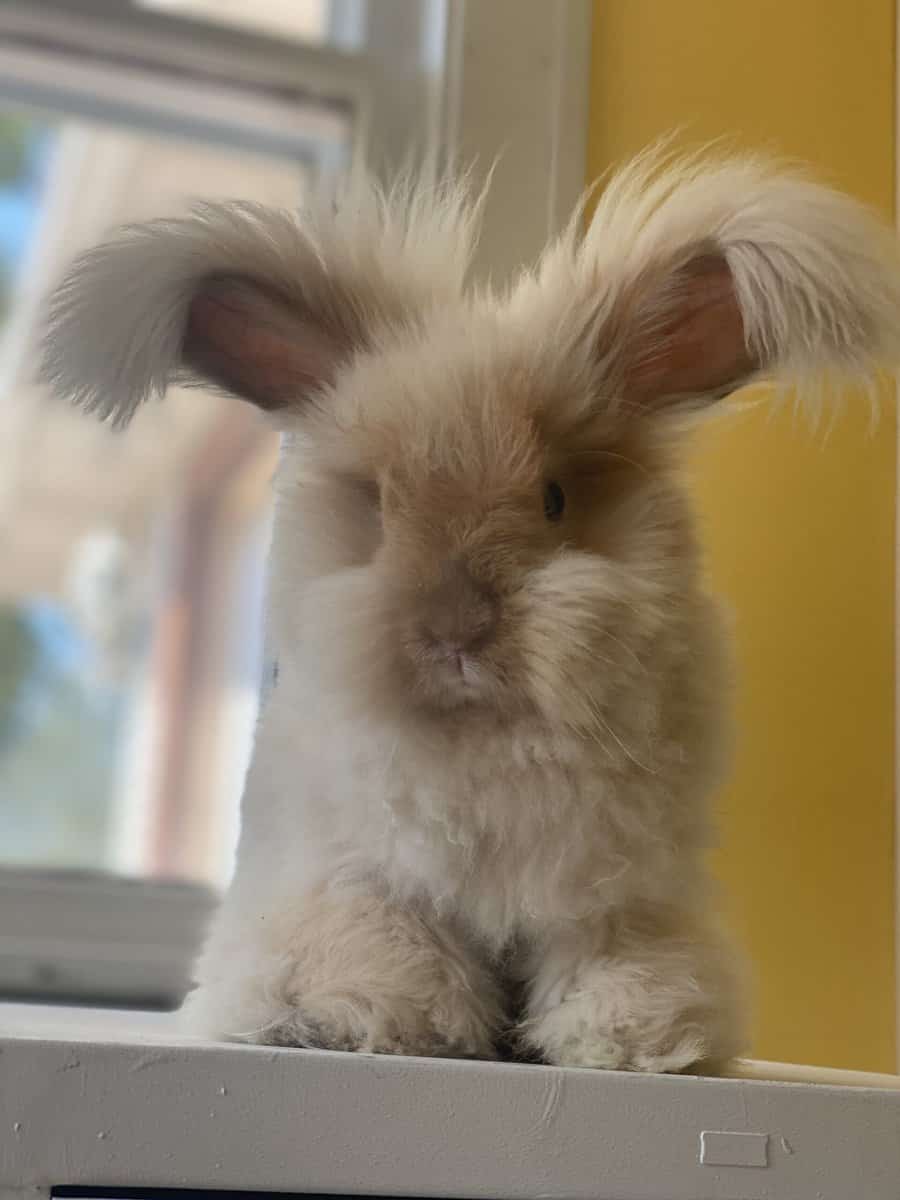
[[521, 927, 743, 1073], [523, 987, 720, 1073], [187, 886, 504, 1059], [257, 988, 496, 1058]]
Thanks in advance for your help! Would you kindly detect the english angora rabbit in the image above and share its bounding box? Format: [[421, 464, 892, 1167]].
[[41, 151, 900, 1072]]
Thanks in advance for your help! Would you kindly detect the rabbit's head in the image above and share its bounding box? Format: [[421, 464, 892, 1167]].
[[41, 153, 900, 732]]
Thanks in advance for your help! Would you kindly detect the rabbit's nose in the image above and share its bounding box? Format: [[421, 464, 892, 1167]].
[[418, 566, 499, 655]]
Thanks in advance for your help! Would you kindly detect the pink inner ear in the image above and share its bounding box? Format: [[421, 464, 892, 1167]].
[[626, 255, 756, 405], [184, 277, 341, 411]]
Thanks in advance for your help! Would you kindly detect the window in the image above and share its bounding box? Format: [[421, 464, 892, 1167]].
[[0, 0, 590, 1009], [0, 110, 310, 884]]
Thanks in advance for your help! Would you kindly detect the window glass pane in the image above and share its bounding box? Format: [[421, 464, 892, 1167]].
[[0, 104, 333, 887]]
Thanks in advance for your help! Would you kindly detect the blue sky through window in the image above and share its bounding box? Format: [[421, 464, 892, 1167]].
[[0, 119, 55, 292]]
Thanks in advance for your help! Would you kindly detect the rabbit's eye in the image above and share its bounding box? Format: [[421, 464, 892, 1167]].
[[543, 480, 566, 522], [349, 476, 381, 508]]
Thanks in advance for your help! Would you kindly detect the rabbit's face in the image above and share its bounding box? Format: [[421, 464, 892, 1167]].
[[286, 319, 678, 728]]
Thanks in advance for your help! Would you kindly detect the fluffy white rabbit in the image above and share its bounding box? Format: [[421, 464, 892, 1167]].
[[41, 151, 900, 1071]]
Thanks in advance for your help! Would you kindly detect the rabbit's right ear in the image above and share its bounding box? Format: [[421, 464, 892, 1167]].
[[41, 181, 482, 427], [522, 150, 900, 428], [583, 152, 900, 418]]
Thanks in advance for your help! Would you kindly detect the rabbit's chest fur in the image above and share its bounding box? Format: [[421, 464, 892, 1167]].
[[239, 678, 716, 947]]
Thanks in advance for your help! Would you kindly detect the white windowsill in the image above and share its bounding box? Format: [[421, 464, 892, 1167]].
[[2, 1002, 900, 1200]]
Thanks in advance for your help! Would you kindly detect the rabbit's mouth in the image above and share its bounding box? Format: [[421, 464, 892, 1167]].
[[406, 636, 498, 711]]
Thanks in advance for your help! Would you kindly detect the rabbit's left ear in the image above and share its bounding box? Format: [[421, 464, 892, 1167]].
[[581, 153, 900, 414], [619, 253, 753, 404]]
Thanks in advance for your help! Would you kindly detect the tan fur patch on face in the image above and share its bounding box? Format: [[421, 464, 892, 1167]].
[[556, 426, 666, 560]]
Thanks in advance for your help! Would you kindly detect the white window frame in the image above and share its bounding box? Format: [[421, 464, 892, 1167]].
[[895, 0, 900, 1075], [440, 0, 592, 280], [0, 0, 364, 161], [0, 0, 592, 1009]]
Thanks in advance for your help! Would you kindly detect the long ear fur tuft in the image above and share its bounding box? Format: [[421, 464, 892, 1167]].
[[536, 146, 900, 418], [40, 172, 484, 428]]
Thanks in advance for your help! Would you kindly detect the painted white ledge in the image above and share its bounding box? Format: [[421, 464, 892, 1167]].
[[2, 1004, 900, 1200]]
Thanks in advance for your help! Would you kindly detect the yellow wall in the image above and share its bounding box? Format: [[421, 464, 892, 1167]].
[[589, 0, 897, 1071]]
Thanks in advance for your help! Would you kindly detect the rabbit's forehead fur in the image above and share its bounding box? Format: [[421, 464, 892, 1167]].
[[305, 308, 601, 490]]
